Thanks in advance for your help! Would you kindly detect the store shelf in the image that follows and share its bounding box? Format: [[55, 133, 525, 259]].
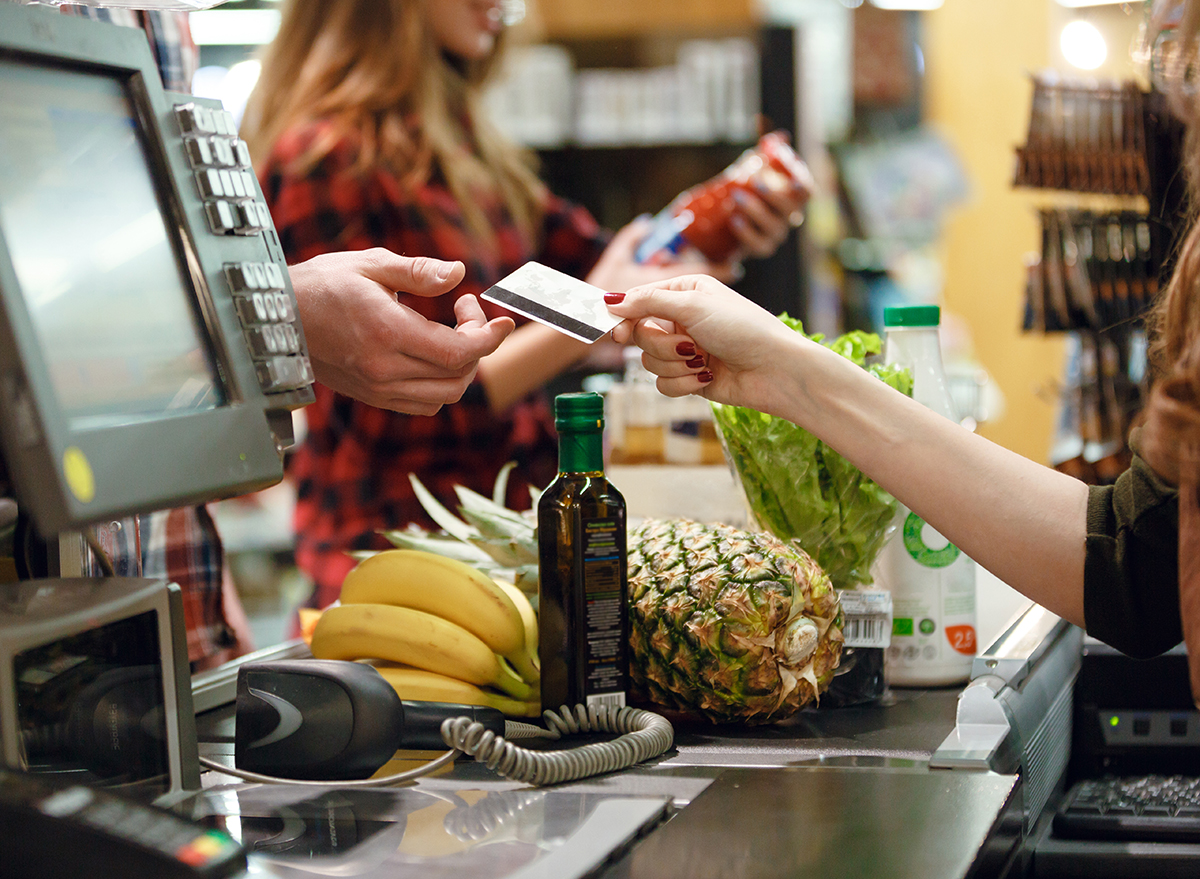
[[531, 0, 757, 39]]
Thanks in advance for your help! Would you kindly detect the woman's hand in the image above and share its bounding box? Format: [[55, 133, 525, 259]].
[[605, 274, 804, 414], [728, 164, 814, 260], [289, 248, 515, 414]]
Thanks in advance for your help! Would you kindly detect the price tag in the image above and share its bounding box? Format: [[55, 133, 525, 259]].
[[836, 588, 892, 649]]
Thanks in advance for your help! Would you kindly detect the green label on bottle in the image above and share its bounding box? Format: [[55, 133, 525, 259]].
[[901, 511, 961, 568]]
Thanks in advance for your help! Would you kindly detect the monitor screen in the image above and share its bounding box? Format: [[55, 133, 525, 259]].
[[0, 59, 224, 430]]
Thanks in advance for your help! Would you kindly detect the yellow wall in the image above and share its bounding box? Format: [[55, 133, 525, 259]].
[[923, 1, 1146, 462], [924, 0, 1061, 461]]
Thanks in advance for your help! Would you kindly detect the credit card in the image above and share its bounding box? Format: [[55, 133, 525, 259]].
[[481, 261, 621, 343]]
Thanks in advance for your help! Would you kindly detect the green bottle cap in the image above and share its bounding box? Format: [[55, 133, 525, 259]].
[[554, 392, 605, 432], [883, 304, 940, 328]]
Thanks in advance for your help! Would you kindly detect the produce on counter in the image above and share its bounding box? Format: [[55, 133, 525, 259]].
[[373, 473, 844, 724], [371, 664, 541, 718], [711, 317, 913, 590], [306, 545, 541, 718], [339, 548, 538, 684], [628, 518, 843, 724], [310, 602, 534, 700]]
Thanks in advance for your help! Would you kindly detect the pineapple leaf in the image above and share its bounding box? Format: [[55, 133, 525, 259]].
[[380, 529, 494, 565], [408, 472, 478, 542], [493, 461, 516, 507], [465, 534, 539, 568], [454, 484, 535, 538]]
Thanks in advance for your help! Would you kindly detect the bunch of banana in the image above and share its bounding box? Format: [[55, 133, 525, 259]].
[[309, 548, 540, 717]]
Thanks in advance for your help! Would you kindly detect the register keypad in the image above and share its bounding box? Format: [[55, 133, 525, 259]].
[[225, 259, 311, 393], [173, 101, 311, 397], [174, 102, 268, 236]]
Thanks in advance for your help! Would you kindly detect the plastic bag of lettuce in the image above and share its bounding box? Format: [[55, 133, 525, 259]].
[[711, 315, 912, 592]]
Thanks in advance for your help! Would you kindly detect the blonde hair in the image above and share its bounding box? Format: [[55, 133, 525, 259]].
[[240, 0, 545, 249]]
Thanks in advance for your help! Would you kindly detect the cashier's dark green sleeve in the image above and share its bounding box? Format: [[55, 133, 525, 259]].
[[1084, 443, 1182, 658]]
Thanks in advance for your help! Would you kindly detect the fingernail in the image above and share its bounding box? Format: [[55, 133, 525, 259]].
[[676, 341, 696, 356], [697, 371, 715, 383], [686, 355, 706, 369], [435, 261, 453, 281], [604, 292, 625, 304]]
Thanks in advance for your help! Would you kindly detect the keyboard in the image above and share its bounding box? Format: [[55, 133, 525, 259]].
[[1054, 775, 1200, 844]]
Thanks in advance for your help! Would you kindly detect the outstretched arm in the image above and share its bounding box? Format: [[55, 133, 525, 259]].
[[606, 275, 1090, 627]]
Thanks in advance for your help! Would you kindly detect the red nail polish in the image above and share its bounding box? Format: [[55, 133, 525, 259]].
[[603, 292, 625, 304], [686, 355, 706, 369], [676, 341, 696, 357], [697, 371, 714, 383]]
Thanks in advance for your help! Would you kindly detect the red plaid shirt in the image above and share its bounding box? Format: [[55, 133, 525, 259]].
[[261, 121, 609, 608]]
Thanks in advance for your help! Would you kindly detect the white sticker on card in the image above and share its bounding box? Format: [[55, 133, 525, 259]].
[[482, 261, 621, 343]]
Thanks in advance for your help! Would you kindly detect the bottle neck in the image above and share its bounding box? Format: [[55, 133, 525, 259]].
[[558, 428, 605, 474]]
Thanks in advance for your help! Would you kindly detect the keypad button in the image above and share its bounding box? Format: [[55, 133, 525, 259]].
[[234, 297, 260, 325], [174, 103, 200, 134], [193, 105, 216, 134], [264, 262, 285, 289], [273, 292, 293, 322], [184, 137, 213, 167], [255, 201, 273, 230], [234, 140, 253, 168], [216, 109, 237, 136], [196, 169, 224, 198], [224, 263, 250, 292], [249, 263, 270, 290], [205, 200, 236, 234], [212, 138, 235, 167]]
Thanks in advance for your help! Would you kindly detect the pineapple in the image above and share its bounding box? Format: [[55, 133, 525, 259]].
[[628, 518, 843, 724]]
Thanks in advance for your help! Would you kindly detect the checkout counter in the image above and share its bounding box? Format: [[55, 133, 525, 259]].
[[180, 596, 1136, 879], [1, 7, 1198, 878]]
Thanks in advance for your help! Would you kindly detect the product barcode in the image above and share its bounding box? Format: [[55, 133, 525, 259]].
[[586, 692, 627, 709], [843, 618, 890, 649]]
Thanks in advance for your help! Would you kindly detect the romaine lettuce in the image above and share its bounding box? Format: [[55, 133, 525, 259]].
[[711, 315, 912, 590]]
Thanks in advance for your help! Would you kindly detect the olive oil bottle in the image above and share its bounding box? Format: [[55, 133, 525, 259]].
[[537, 392, 628, 710]]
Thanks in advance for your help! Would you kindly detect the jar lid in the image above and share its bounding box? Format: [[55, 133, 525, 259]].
[[554, 391, 605, 431], [883, 304, 940, 328]]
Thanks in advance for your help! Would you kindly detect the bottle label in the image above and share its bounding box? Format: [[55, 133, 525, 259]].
[[875, 506, 976, 684], [580, 517, 627, 705]]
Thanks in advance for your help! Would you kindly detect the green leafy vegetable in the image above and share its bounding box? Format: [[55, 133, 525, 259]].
[[711, 314, 912, 590]]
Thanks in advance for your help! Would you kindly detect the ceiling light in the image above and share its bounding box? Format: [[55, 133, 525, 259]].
[[1061, 19, 1108, 70], [189, 9, 281, 46]]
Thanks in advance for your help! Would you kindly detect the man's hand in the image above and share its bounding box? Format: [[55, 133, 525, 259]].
[[287, 248, 515, 414]]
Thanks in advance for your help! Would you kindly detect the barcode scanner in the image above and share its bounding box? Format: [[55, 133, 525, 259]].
[[233, 659, 505, 781]]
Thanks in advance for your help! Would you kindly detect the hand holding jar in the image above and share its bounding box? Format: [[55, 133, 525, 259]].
[[635, 131, 814, 266]]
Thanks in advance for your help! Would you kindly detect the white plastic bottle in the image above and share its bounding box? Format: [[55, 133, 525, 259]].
[[876, 305, 977, 686]]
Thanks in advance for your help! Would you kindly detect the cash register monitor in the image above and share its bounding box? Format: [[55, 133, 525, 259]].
[[0, 5, 313, 801], [0, 4, 313, 537]]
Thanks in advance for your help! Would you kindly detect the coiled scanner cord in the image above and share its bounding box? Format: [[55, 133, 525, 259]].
[[441, 703, 675, 786]]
